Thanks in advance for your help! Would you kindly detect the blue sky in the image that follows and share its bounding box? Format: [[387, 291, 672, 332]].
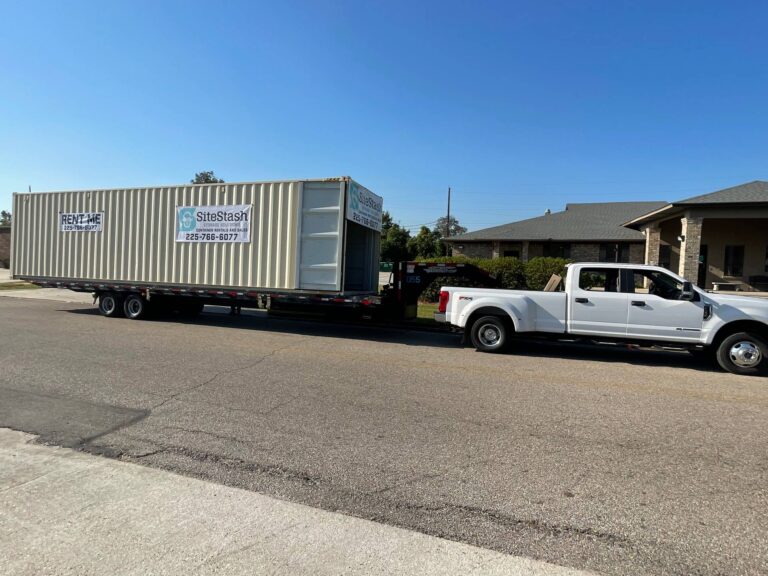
[[1, 0, 767, 232]]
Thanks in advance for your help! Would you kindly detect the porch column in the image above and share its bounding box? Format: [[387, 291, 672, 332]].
[[643, 224, 661, 266], [492, 241, 501, 259], [678, 214, 703, 284], [521, 241, 530, 262]]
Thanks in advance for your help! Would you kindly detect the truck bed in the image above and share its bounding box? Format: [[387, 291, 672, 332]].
[[441, 287, 567, 333]]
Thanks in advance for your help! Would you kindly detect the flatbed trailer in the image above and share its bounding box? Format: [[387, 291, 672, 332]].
[[18, 260, 501, 321]]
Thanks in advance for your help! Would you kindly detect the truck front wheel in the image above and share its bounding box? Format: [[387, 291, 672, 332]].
[[123, 294, 149, 320], [470, 316, 510, 353], [716, 332, 768, 376]]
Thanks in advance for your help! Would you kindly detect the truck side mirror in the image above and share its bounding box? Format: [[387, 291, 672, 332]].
[[680, 281, 695, 301]]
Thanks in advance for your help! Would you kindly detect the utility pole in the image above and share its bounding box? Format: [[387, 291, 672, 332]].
[[446, 186, 451, 238]]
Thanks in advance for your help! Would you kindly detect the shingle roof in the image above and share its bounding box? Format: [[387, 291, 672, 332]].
[[675, 180, 768, 204], [623, 180, 768, 228], [447, 201, 667, 242]]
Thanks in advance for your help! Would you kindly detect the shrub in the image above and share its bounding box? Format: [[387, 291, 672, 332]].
[[475, 257, 526, 290], [418, 256, 524, 301], [415, 255, 571, 302], [523, 257, 570, 290]]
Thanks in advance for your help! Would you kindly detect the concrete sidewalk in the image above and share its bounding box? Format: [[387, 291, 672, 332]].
[[0, 268, 94, 303], [0, 267, 19, 284], [0, 286, 94, 303], [0, 428, 595, 576]]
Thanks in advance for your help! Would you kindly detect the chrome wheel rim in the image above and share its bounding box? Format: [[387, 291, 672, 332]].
[[126, 298, 143, 317], [729, 341, 762, 368], [101, 296, 115, 315], [478, 323, 501, 347]]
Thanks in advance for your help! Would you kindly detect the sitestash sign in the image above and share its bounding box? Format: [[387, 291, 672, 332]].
[[176, 205, 252, 243], [346, 181, 383, 232]]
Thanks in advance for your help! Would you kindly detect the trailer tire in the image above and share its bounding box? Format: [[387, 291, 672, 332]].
[[98, 293, 124, 318], [123, 294, 149, 320], [715, 332, 768, 376], [470, 315, 510, 353]]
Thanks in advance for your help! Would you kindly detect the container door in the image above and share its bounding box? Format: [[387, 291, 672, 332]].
[[298, 181, 344, 291], [343, 221, 381, 292]]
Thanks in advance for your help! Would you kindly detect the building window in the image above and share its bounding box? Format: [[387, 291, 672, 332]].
[[599, 243, 630, 263], [503, 250, 520, 258], [724, 245, 744, 277], [659, 244, 671, 269], [542, 242, 571, 259]]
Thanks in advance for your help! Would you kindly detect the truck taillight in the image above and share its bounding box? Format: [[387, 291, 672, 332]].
[[438, 290, 449, 313]]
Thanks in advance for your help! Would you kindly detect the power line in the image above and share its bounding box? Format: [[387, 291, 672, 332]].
[[400, 220, 438, 229]]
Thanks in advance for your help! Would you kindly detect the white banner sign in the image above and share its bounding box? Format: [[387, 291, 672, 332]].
[[176, 204, 252, 243], [346, 181, 383, 232], [59, 212, 103, 232]]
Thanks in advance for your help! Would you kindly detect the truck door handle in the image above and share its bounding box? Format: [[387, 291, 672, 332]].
[[575, 297, 589, 303], [631, 300, 646, 307]]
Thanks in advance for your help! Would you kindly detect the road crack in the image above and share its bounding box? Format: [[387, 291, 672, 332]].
[[387, 499, 629, 545], [119, 442, 322, 486], [150, 340, 306, 411]]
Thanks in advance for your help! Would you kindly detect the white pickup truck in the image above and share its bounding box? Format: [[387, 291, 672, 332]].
[[435, 263, 768, 376]]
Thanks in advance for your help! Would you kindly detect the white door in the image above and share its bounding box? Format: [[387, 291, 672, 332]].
[[568, 267, 628, 337], [625, 269, 704, 342], [298, 181, 345, 291]]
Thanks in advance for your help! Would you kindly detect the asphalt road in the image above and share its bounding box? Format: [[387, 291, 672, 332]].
[[1, 297, 766, 576]]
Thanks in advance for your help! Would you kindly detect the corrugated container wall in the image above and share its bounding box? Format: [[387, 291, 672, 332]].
[[11, 178, 382, 293]]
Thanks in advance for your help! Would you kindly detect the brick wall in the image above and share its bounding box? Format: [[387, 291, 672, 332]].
[[451, 240, 645, 263], [643, 225, 660, 266], [450, 241, 493, 259], [0, 227, 10, 267], [570, 243, 600, 261], [629, 243, 645, 264], [679, 216, 703, 283]]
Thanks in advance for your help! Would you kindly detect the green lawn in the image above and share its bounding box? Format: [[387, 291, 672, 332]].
[[416, 302, 439, 321]]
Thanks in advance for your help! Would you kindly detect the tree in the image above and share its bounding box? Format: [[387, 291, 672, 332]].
[[191, 171, 225, 184], [0, 210, 10, 225], [381, 211, 394, 233], [433, 216, 467, 256], [433, 215, 467, 239], [380, 212, 412, 262], [407, 226, 441, 259]]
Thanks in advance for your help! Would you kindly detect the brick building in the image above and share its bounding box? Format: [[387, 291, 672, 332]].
[[445, 181, 768, 291], [444, 201, 665, 265], [625, 181, 768, 291]]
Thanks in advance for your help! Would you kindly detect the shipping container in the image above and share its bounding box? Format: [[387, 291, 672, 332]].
[[12, 177, 383, 295]]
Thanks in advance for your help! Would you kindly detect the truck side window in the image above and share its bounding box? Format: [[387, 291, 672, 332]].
[[578, 268, 620, 292], [629, 270, 684, 300]]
